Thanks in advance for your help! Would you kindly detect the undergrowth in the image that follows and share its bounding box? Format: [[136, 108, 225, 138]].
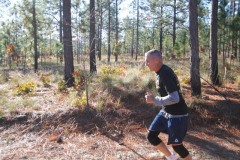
[[0, 56, 239, 130]]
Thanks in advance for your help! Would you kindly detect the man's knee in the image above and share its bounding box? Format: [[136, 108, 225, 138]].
[[172, 144, 189, 158], [147, 131, 161, 146]]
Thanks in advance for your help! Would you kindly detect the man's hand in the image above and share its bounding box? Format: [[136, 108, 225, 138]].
[[145, 92, 155, 104]]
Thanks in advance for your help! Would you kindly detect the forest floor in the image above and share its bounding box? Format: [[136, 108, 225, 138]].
[[0, 68, 240, 160]]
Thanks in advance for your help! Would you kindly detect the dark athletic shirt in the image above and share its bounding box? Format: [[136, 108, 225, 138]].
[[156, 64, 188, 115]]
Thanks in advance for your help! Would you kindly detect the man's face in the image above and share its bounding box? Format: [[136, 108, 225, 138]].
[[145, 54, 160, 72]]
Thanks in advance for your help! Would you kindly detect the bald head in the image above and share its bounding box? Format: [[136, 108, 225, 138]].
[[145, 49, 163, 72]]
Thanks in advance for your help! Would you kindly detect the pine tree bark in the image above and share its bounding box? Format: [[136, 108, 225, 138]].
[[90, 0, 96, 73], [210, 0, 220, 85], [131, 26, 134, 58], [63, 0, 74, 87], [159, 5, 163, 52], [173, 0, 176, 47], [189, 0, 201, 96], [97, 0, 102, 61], [107, 0, 111, 63], [59, 0, 63, 44], [115, 0, 119, 62], [32, 0, 38, 73], [135, 0, 139, 61]]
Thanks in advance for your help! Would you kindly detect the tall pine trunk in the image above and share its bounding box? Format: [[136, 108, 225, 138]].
[[115, 0, 119, 62], [63, 0, 74, 87], [107, 0, 111, 63], [32, 0, 38, 73], [189, 0, 201, 96], [135, 0, 139, 61], [231, 1, 236, 59], [210, 0, 220, 85], [76, 6, 80, 64], [159, 5, 163, 52], [222, 27, 226, 66], [59, 0, 63, 43], [59, 0, 63, 64], [90, 0, 96, 73], [173, 0, 176, 47], [97, 0, 102, 61], [131, 26, 134, 58]]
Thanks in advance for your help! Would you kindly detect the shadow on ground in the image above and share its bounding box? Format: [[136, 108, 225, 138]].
[[0, 83, 239, 160]]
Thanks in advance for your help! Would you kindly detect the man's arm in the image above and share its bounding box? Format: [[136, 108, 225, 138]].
[[154, 91, 179, 106]]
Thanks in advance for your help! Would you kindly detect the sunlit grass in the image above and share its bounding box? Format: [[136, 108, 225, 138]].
[[0, 53, 239, 116], [0, 96, 37, 114], [0, 88, 6, 96], [0, 71, 9, 84], [236, 75, 240, 89]]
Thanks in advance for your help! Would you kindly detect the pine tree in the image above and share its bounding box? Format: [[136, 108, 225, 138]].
[[189, 0, 201, 96]]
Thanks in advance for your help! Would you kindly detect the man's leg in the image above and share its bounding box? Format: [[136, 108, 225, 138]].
[[147, 131, 176, 160], [148, 112, 177, 159], [156, 142, 171, 156], [168, 116, 191, 159], [172, 144, 192, 160]]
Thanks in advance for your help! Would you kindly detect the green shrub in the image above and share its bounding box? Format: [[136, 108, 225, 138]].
[[101, 76, 113, 89], [113, 42, 121, 56], [13, 81, 36, 95], [70, 91, 87, 111], [181, 77, 191, 85], [96, 99, 104, 112], [58, 80, 67, 92], [146, 79, 156, 90], [99, 65, 126, 78]]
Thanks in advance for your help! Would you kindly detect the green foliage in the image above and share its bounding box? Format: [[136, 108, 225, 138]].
[[58, 80, 67, 92], [173, 42, 181, 58], [95, 94, 105, 112], [55, 42, 63, 54], [163, 36, 173, 57], [165, 52, 171, 59], [101, 76, 113, 89], [70, 91, 87, 111], [99, 65, 126, 78], [144, 45, 151, 52], [177, 30, 188, 56], [146, 79, 156, 90], [13, 81, 36, 95], [181, 77, 191, 85], [113, 42, 121, 56]]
